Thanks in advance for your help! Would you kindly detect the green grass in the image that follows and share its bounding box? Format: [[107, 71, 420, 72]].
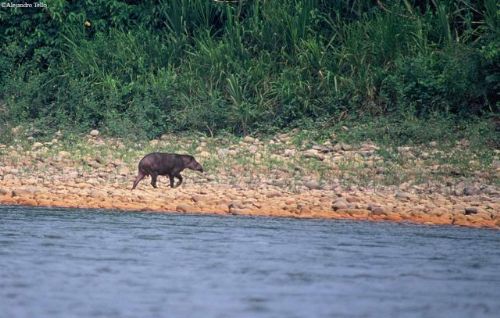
[[1, 1, 498, 140]]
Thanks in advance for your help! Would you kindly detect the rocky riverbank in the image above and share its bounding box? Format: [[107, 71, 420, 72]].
[[1, 130, 499, 229]]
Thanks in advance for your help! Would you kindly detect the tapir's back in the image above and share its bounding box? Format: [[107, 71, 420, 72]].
[[138, 152, 181, 175]]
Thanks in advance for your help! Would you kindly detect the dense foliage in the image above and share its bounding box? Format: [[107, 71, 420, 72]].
[[0, 0, 498, 138]]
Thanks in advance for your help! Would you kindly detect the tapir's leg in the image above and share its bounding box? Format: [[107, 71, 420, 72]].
[[174, 173, 183, 188], [151, 172, 158, 188], [168, 174, 175, 188], [132, 171, 146, 190]]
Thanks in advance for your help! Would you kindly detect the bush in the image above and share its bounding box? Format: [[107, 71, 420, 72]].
[[0, 0, 497, 138]]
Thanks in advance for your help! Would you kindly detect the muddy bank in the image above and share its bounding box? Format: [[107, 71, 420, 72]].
[[0, 131, 499, 228]]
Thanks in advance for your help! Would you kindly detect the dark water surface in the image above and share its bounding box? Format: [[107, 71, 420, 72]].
[[1, 205, 499, 318]]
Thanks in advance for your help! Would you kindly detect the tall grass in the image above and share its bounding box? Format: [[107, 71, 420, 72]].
[[0, 0, 497, 139]]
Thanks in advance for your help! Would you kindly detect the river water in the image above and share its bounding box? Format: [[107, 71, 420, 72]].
[[1, 205, 499, 318]]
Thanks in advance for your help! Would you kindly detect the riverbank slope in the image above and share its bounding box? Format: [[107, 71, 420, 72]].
[[1, 130, 498, 229]]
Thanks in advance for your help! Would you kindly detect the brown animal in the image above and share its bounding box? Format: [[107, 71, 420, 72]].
[[131, 153, 203, 190]]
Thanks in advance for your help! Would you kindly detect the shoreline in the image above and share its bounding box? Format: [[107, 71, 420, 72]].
[[1, 132, 498, 229], [1, 180, 498, 229]]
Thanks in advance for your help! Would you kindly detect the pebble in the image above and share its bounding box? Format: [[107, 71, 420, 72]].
[[283, 149, 296, 157], [32, 142, 43, 150], [243, 136, 256, 143], [304, 181, 321, 190], [175, 204, 193, 213], [302, 149, 325, 161], [464, 207, 478, 215], [370, 206, 386, 215], [332, 199, 348, 211], [395, 192, 411, 201], [118, 166, 130, 176], [463, 186, 480, 196], [58, 151, 71, 159]]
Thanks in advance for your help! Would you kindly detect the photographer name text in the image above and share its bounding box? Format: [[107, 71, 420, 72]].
[[1, 2, 47, 8]]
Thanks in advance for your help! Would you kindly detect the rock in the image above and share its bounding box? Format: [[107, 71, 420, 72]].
[[248, 145, 258, 153], [278, 133, 293, 142], [199, 151, 210, 158], [395, 191, 411, 201], [228, 202, 254, 215], [265, 191, 281, 198], [332, 199, 348, 211], [361, 142, 379, 151], [303, 149, 325, 161], [217, 148, 229, 157], [463, 186, 480, 196], [368, 205, 386, 215], [88, 190, 101, 198], [176, 204, 193, 213], [304, 180, 321, 190], [11, 126, 22, 135], [243, 136, 256, 143], [341, 143, 352, 151], [492, 160, 500, 170], [375, 167, 385, 174], [464, 207, 478, 215], [90, 129, 99, 137], [453, 183, 466, 196], [312, 144, 333, 153], [58, 151, 71, 159], [12, 186, 40, 197], [191, 195, 205, 203], [118, 166, 130, 176], [0, 188, 9, 196], [272, 179, 287, 187], [345, 196, 360, 203], [483, 186, 499, 196], [270, 154, 284, 161], [346, 209, 371, 217], [32, 142, 43, 150], [85, 159, 100, 169], [283, 149, 296, 157], [333, 143, 352, 151], [3, 174, 16, 181], [229, 208, 251, 216], [397, 146, 412, 153]]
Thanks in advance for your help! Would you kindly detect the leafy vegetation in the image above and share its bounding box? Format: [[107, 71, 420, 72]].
[[0, 0, 498, 140]]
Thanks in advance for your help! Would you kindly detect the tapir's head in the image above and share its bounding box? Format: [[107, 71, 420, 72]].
[[184, 155, 204, 173]]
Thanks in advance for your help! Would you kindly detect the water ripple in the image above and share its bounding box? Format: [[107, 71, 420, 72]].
[[1, 205, 499, 318]]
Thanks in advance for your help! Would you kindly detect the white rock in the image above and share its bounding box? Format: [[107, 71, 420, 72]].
[[243, 136, 255, 143]]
